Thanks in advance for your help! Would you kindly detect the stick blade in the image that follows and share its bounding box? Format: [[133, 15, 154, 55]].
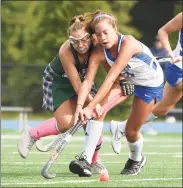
[[36, 134, 65, 152], [41, 160, 56, 179], [36, 140, 53, 152]]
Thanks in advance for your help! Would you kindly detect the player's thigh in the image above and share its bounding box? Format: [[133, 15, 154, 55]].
[[153, 82, 182, 113], [126, 96, 155, 133], [174, 80, 182, 92], [54, 98, 77, 131]]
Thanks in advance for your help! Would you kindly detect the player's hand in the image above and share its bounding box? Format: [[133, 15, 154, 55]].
[[170, 56, 182, 64], [82, 106, 93, 124], [169, 52, 182, 64], [74, 104, 84, 125], [94, 103, 104, 117]]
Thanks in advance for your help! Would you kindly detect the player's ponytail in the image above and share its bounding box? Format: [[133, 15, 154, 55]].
[[69, 15, 85, 26], [68, 15, 88, 36]]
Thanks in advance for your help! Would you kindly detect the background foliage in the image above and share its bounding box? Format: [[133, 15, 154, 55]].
[[2, 1, 182, 119]]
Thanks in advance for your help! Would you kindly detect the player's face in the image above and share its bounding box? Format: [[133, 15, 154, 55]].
[[94, 20, 118, 49], [69, 28, 91, 54]]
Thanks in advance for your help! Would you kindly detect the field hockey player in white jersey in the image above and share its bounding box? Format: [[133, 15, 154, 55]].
[[69, 10, 164, 176], [110, 12, 183, 157]]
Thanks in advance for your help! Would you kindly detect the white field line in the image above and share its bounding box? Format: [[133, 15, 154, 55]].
[[172, 155, 182, 158], [1, 177, 182, 186], [2, 135, 182, 143], [1, 160, 182, 165], [9, 152, 182, 156], [99, 152, 182, 156]]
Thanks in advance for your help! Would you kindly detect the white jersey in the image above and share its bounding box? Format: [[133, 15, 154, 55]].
[[104, 34, 164, 87], [173, 28, 183, 69]]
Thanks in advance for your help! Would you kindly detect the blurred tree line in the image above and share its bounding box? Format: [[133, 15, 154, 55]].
[[2, 1, 182, 119]]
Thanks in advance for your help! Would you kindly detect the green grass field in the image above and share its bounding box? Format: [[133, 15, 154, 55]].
[[1, 130, 182, 187]]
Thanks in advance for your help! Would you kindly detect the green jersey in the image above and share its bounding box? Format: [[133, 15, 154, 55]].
[[42, 44, 97, 112]]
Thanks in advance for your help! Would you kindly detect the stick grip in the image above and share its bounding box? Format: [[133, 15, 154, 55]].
[[102, 91, 123, 109]]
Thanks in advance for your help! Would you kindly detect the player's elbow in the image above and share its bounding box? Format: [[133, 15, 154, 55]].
[[157, 28, 162, 36], [158, 27, 167, 38]]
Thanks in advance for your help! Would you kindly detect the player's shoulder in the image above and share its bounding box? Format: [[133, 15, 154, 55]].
[[123, 35, 136, 43], [120, 35, 140, 50], [59, 40, 72, 57]]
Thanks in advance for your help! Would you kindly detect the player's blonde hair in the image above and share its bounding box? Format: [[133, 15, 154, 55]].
[[84, 10, 118, 33]]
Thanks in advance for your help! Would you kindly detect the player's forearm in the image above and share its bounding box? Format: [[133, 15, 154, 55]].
[[88, 59, 127, 109], [88, 73, 117, 109], [86, 94, 94, 103], [77, 81, 92, 107], [87, 85, 112, 109], [72, 80, 82, 95]]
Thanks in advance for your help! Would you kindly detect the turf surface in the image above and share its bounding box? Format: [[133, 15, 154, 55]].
[[1, 130, 182, 187]]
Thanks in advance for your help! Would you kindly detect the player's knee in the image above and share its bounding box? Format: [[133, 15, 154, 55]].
[[57, 125, 67, 133], [160, 108, 170, 115], [154, 106, 172, 116], [57, 122, 72, 133]]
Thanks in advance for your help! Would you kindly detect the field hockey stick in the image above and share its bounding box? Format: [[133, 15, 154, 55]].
[[156, 56, 182, 63], [156, 57, 171, 63], [36, 129, 73, 152], [41, 91, 123, 179], [41, 119, 83, 179]]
